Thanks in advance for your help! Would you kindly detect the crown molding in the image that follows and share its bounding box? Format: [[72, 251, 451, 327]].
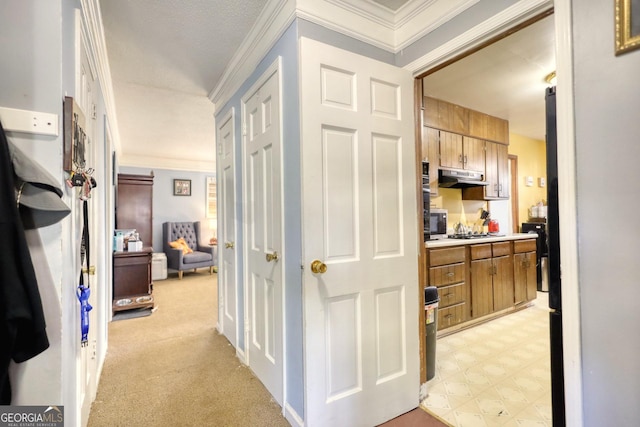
[[208, 0, 295, 107], [403, 0, 553, 76], [119, 153, 215, 173]]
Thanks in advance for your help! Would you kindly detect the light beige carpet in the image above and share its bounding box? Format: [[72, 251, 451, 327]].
[[88, 271, 289, 427]]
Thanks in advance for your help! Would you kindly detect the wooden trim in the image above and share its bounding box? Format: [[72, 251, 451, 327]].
[[414, 78, 427, 385], [509, 155, 519, 233]]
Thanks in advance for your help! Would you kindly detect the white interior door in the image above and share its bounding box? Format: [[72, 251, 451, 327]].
[[217, 109, 238, 348], [300, 38, 419, 427], [77, 23, 99, 425], [242, 59, 283, 405]]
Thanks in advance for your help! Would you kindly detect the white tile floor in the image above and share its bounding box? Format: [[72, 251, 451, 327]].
[[421, 292, 552, 427]]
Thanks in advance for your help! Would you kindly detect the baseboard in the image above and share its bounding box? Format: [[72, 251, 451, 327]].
[[285, 402, 304, 427]]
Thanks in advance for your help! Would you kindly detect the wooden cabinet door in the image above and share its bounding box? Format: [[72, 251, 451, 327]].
[[423, 127, 440, 196], [439, 131, 463, 169], [524, 252, 537, 301], [471, 258, 493, 318], [485, 141, 499, 198], [463, 136, 485, 172], [493, 254, 514, 311], [514, 251, 537, 304], [496, 143, 510, 198]]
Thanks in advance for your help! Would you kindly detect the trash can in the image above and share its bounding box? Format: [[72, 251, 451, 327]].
[[424, 286, 439, 381]]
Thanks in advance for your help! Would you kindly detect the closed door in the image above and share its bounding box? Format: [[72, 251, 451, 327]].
[[242, 61, 283, 404], [218, 110, 237, 348], [300, 38, 419, 427]]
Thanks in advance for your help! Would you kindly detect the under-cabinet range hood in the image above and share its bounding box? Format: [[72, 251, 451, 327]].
[[438, 169, 489, 188]]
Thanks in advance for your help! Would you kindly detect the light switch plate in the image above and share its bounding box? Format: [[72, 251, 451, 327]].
[[525, 176, 534, 187], [538, 177, 546, 187], [0, 106, 59, 136]]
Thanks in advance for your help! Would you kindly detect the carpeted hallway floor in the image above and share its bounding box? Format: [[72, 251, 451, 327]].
[[88, 271, 288, 426]]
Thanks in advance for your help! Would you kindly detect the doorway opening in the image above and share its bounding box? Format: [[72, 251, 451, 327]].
[[415, 10, 557, 426]]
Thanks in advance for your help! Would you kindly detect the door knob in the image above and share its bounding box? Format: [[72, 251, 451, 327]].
[[225, 241, 234, 249], [266, 251, 279, 262], [310, 260, 327, 274]]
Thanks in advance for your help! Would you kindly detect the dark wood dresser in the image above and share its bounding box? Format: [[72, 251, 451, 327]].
[[113, 173, 154, 313]]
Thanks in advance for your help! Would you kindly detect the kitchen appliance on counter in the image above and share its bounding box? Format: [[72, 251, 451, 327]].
[[521, 222, 549, 292]]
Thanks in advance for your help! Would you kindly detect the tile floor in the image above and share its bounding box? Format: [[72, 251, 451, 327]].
[[421, 292, 552, 426]]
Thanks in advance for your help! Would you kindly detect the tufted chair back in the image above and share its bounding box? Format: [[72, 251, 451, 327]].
[[168, 222, 200, 250]]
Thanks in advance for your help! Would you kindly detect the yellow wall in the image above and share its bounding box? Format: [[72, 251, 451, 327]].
[[430, 188, 488, 233], [508, 133, 547, 224]]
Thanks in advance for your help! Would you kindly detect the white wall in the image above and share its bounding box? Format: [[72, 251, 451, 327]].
[[572, 2, 640, 425]]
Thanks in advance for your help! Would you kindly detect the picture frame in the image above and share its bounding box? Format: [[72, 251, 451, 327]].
[[173, 179, 191, 196], [616, 0, 640, 55]]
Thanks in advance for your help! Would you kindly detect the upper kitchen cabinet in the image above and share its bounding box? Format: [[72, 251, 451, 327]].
[[422, 126, 440, 195], [463, 140, 509, 200], [439, 131, 484, 173], [468, 110, 509, 144], [423, 96, 469, 134]]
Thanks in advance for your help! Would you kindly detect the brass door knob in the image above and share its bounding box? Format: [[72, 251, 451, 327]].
[[266, 251, 279, 262], [310, 260, 327, 274], [225, 241, 235, 249]]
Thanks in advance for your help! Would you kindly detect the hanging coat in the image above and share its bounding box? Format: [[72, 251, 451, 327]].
[[0, 121, 49, 404]]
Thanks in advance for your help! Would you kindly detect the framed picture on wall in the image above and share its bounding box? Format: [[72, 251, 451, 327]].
[[173, 179, 191, 196], [616, 0, 640, 55]]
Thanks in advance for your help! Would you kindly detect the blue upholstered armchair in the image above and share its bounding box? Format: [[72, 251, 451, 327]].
[[163, 221, 217, 279]]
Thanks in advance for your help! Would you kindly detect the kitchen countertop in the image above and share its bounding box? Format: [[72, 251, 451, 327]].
[[425, 233, 537, 248]]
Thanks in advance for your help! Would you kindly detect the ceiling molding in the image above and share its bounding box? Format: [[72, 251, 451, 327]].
[[119, 153, 215, 173], [80, 0, 122, 153], [210, 0, 486, 111], [403, 0, 553, 76]]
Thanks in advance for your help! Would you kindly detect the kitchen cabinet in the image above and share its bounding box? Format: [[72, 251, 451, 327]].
[[469, 241, 514, 318], [427, 246, 468, 330], [468, 109, 509, 144], [422, 126, 440, 195], [438, 131, 484, 173], [463, 140, 509, 200], [423, 96, 468, 134], [513, 239, 538, 304]]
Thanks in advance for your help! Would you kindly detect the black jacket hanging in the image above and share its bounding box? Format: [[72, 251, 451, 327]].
[[0, 121, 49, 404]]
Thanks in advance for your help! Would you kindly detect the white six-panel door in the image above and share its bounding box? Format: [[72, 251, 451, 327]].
[[300, 38, 419, 427], [242, 59, 284, 405], [217, 109, 238, 349]]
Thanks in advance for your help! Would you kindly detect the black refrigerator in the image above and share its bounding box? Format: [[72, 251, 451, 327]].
[[546, 86, 565, 426]]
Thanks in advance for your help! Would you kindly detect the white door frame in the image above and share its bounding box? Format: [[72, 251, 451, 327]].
[[216, 107, 240, 351], [240, 57, 286, 407], [405, 0, 582, 424]]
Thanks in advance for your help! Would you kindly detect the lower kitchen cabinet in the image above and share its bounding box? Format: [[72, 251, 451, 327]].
[[427, 246, 468, 330], [469, 241, 514, 318], [513, 239, 538, 304], [426, 236, 535, 332]]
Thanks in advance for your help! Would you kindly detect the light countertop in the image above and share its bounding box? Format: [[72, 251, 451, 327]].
[[425, 233, 537, 248]]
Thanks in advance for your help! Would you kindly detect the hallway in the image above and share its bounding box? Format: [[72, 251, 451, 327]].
[[88, 272, 287, 426]]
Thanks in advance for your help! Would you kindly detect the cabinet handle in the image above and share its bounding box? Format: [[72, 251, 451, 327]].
[[464, 155, 468, 164], [444, 293, 453, 298], [458, 154, 463, 164], [444, 314, 453, 319], [445, 272, 454, 277]]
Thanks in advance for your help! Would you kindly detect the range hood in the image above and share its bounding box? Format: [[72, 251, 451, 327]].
[[438, 169, 489, 188]]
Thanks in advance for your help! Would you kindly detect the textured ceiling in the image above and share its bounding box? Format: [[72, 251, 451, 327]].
[[101, 0, 268, 170]]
